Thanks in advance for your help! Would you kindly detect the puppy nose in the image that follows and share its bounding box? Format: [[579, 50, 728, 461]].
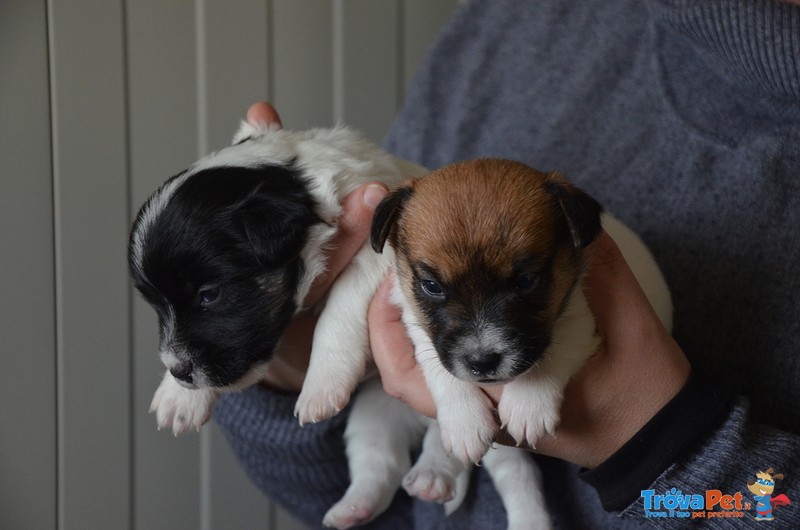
[[466, 352, 501, 378], [170, 362, 194, 383]]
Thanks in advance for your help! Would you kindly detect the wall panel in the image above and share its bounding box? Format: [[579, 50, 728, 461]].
[[0, 1, 57, 527], [47, 0, 131, 527], [402, 0, 461, 91], [334, 0, 400, 143], [272, 0, 334, 129], [200, 0, 271, 151]]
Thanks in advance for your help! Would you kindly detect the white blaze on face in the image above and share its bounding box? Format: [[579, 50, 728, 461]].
[[130, 171, 192, 278], [158, 304, 187, 372], [451, 315, 518, 381]]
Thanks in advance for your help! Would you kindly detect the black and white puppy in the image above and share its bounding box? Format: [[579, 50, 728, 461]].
[[129, 123, 416, 431], [128, 122, 544, 529]]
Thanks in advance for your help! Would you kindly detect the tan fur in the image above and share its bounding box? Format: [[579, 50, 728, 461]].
[[391, 159, 586, 339]]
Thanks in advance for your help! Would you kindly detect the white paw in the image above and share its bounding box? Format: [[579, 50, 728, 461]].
[[402, 467, 457, 504], [294, 383, 351, 425], [149, 372, 218, 436], [322, 495, 381, 529], [498, 379, 562, 449], [437, 399, 497, 464]]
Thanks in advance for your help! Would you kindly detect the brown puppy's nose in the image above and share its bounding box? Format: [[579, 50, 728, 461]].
[[466, 352, 501, 378]]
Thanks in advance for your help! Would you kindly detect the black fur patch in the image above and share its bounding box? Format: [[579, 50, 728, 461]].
[[543, 178, 603, 248], [370, 185, 414, 253], [411, 253, 553, 378], [129, 164, 318, 386]]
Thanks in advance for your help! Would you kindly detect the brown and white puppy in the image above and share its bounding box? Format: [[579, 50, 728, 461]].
[[371, 159, 672, 463]]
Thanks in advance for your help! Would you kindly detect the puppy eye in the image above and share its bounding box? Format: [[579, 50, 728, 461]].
[[197, 285, 221, 307], [420, 279, 445, 298], [515, 272, 539, 291]]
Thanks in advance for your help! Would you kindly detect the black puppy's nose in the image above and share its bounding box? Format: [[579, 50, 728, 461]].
[[466, 352, 501, 378], [170, 362, 194, 383]]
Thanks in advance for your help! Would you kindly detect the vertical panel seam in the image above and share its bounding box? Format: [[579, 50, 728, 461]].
[[332, 0, 344, 124], [195, 2, 213, 529], [266, 0, 274, 103], [120, 0, 136, 527], [196, 0, 209, 158], [396, 0, 405, 113], [44, 1, 67, 527], [43, 0, 62, 527]]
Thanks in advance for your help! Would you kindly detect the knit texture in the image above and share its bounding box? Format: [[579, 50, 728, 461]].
[[215, 0, 800, 527]]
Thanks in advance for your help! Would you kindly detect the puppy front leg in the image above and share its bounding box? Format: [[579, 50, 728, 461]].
[[395, 286, 497, 464], [482, 446, 551, 530], [498, 291, 599, 448], [324, 379, 423, 529], [415, 342, 497, 464], [149, 371, 219, 436], [402, 420, 470, 508], [294, 246, 389, 424]]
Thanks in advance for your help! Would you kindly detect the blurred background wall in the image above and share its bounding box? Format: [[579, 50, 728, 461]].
[[0, 1, 460, 528]]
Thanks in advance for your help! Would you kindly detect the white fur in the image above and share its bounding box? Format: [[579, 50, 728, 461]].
[[391, 275, 499, 464], [149, 371, 219, 435], [323, 378, 422, 528], [483, 445, 551, 530], [451, 320, 517, 380]]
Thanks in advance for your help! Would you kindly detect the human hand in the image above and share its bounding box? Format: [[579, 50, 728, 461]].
[[246, 102, 389, 392], [369, 230, 691, 469]]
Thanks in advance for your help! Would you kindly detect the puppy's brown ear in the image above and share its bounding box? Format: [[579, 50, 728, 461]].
[[370, 185, 414, 253], [774, 473, 785, 481], [544, 172, 603, 248]]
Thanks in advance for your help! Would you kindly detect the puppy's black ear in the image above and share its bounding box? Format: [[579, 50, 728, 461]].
[[236, 195, 317, 267], [544, 172, 603, 248], [370, 185, 414, 253]]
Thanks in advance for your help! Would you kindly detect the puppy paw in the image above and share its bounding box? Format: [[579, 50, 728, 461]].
[[149, 373, 218, 435], [322, 496, 380, 529], [437, 402, 497, 464], [402, 467, 457, 504], [293, 385, 351, 426], [498, 379, 562, 449]]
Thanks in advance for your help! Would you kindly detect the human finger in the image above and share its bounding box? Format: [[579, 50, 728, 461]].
[[304, 182, 389, 306], [246, 101, 282, 127]]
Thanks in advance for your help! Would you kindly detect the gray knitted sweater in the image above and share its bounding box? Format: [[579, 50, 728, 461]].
[[215, 0, 800, 527]]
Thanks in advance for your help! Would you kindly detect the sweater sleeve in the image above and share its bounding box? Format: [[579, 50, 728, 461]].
[[213, 386, 355, 526], [581, 372, 800, 527]]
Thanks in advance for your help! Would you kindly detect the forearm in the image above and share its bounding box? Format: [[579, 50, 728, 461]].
[[583, 373, 800, 527]]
